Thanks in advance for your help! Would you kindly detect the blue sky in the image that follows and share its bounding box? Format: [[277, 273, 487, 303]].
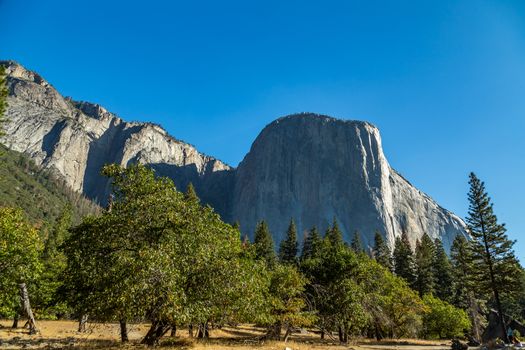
[[2, 0, 525, 259]]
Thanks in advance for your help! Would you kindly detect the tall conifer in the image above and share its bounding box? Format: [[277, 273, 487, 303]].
[[414, 233, 435, 296], [279, 219, 298, 264], [372, 231, 392, 271], [432, 238, 454, 302], [466, 172, 521, 342], [393, 231, 416, 288], [254, 220, 277, 268]]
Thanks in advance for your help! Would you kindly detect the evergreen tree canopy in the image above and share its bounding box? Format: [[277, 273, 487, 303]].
[[184, 182, 199, 203], [279, 219, 298, 264], [324, 217, 344, 249], [432, 238, 454, 303], [414, 233, 435, 297], [373, 231, 392, 271], [465, 172, 521, 342], [350, 230, 364, 254], [393, 232, 416, 288], [301, 226, 322, 260], [254, 220, 277, 268]]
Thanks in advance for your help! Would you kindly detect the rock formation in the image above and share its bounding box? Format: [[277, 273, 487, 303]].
[[0, 60, 466, 249]]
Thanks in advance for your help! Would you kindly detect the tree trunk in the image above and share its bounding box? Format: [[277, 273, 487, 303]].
[[18, 283, 38, 334], [283, 324, 292, 342], [12, 312, 19, 329], [321, 329, 325, 339], [266, 321, 282, 340], [170, 324, 177, 337], [141, 320, 170, 346], [189, 324, 194, 338], [338, 326, 344, 342], [197, 322, 210, 339], [119, 319, 129, 343], [78, 314, 88, 332]]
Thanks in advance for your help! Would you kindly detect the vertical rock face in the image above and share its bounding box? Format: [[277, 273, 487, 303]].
[[0, 60, 233, 214], [1, 61, 466, 249], [232, 114, 466, 250]]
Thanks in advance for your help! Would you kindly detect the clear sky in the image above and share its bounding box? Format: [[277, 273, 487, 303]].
[[1, 0, 524, 259]]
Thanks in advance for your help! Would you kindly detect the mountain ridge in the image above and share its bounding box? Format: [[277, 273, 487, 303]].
[[0, 60, 467, 249]]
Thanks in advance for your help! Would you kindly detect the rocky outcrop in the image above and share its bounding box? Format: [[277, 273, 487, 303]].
[[1, 61, 466, 249], [0, 60, 233, 214], [232, 114, 466, 250]]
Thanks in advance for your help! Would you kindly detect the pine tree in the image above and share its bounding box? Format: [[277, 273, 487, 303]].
[[350, 230, 364, 253], [372, 231, 392, 271], [451, 234, 483, 341], [279, 219, 298, 264], [184, 182, 199, 203], [301, 226, 321, 260], [325, 217, 344, 248], [432, 238, 454, 303], [414, 233, 435, 297], [0, 64, 8, 137], [393, 232, 416, 288], [466, 172, 521, 343], [254, 220, 277, 268]]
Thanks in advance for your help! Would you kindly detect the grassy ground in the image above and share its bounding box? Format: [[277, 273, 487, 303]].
[[0, 320, 451, 350]]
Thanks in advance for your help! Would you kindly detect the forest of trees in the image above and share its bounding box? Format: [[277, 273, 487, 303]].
[[1, 162, 523, 345], [1, 64, 524, 346]]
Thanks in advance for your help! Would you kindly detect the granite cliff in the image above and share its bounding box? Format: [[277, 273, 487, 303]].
[[0, 60, 466, 249]]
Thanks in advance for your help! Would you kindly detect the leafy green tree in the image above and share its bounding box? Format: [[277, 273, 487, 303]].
[[372, 231, 392, 271], [414, 234, 435, 297], [432, 238, 454, 303], [263, 264, 314, 341], [33, 205, 72, 318], [421, 294, 471, 339], [184, 182, 199, 203], [0, 207, 42, 325], [64, 164, 263, 345], [350, 230, 364, 253], [393, 232, 416, 288], [254, 220, 277, 268], [0, 64, 8, 137], [301, 226, 322, 260], [279, 219, 298, 264], [465, 172, 522, 342]]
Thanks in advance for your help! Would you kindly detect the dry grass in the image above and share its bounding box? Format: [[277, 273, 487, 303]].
[[0, 320, 451, 350]]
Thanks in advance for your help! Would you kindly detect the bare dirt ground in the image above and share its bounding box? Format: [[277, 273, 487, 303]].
[[0, 320, 452, 350]]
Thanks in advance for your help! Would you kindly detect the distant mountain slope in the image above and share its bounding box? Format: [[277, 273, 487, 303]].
[[0, 144, 99, 225], [1, 60, 466, 249], [0, 60, 233, 215]]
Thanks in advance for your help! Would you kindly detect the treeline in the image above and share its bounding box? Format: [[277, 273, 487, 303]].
[[0, 165, 523, 346]]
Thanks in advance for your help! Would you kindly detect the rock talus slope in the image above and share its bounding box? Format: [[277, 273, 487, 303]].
[[1, 61, 466, 249]]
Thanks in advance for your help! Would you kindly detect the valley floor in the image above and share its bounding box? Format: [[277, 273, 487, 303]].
[[0, 320, 452, 350]]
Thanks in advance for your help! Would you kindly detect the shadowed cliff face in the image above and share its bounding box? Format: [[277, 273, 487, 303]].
[[1, 61, 466, 249], [232, 114, 466, 250]]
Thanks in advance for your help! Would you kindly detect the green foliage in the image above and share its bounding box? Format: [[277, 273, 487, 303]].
[[421, 294, 471, 339], [450, 235, 475, 309], [0, 207, 43, 317], [63, 164, 266, 335], [393, 232, 416, 288], [0, 145, 99, 225], [373, 231, 392, 271], [301, 226, 322, 261], [301, 236, 425, 340], [264, 264, 314, 329], [350, 230, 364, 254], [324, 217, 344, 249], [414, 233, 435, 297], [466, 173, 521, 309], [254, 220, 277, 268], [432, 238, 454, 303], [279, 219, 298, 264]]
